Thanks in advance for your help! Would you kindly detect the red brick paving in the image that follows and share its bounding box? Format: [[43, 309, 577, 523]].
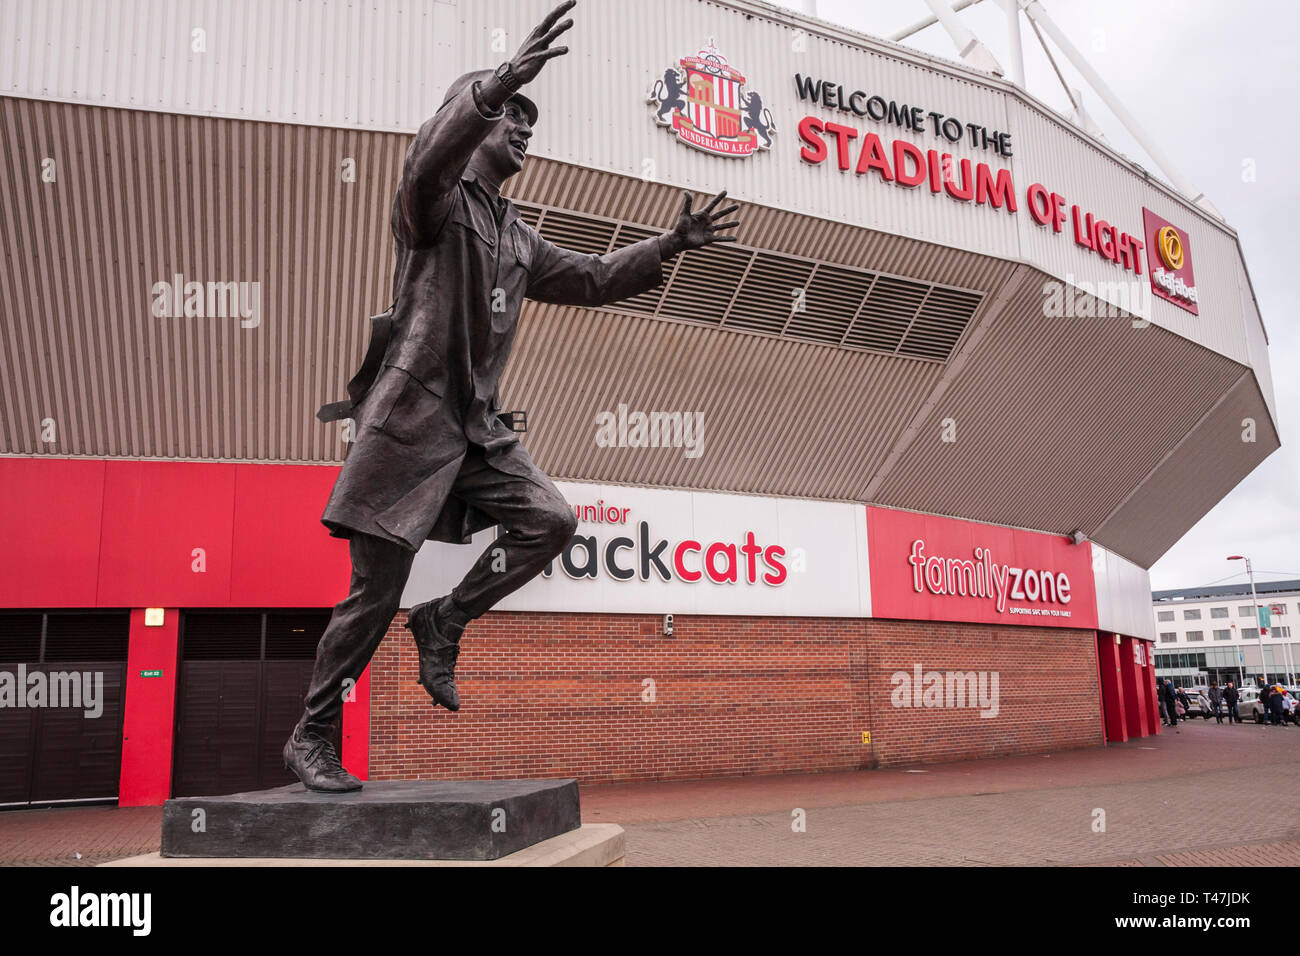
[[0, 805, 162, 867], [0, 718, 1294, 865], [581, 716, 1284, 824], [1155, 839, 1300, 867]]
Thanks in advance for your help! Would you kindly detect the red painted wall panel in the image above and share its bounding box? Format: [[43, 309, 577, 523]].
[[118, 607, 181, 806], [97, 461, 238, 607], [867, 506, 1098, 629], [230, 464, 350, 607], [342, 665, 370, 781], [1096, 632, 1128, 742], [0, 458, 104, 607], [0, 458, 348, 609], [1143, 644, 1162, 736], [1119, 635, 1145, 738]]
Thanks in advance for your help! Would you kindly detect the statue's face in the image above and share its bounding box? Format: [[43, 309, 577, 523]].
[[476, 99, 533, 180]]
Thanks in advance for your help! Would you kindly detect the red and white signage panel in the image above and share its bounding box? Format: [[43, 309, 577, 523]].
[[404, 483, 871, 617], [865, 506, 1098, 629]]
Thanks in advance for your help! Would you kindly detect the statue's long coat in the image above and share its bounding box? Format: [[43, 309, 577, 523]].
[[321, 82, 664, 551]]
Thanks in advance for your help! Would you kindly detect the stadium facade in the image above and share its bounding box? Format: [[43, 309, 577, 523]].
[[0, 0, 1278, 805]]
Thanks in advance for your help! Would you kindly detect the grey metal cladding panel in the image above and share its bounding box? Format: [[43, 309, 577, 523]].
[[871, 281, 1247, 535], [507, 158, 1016, 291], [1091, 375, 1280, 569], [534, 211, 988, 362], [0, 96, 402, 461], [1093, 546, 1156, 641], [498, 304, 943, 500]]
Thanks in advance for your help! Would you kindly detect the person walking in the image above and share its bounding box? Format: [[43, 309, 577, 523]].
[[1155, 676, 1167, 725], [1162, 679, 1180, 732], [1224, 680, 1240, 724], [1260, 681, 1275, 725], [1208, 680, 1223, 724], [1268, 684, 1286, 725]]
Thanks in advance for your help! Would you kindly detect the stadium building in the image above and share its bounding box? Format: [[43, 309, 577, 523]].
[[0, 0, 1278, 806]]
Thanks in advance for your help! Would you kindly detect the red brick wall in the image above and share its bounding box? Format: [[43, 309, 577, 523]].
[[367, 611, 1104, 784], [862, 619, 1104, 765]]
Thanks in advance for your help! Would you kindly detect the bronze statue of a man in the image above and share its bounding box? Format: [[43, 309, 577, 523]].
[[285, 0, 741, 791]]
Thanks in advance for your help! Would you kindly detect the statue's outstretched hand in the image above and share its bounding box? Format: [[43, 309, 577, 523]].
[[509, 0, 576, 85], [662, 190, 742, 257]]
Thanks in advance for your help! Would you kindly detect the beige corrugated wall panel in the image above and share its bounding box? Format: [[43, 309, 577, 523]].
[[498, 304, 943, 500], [0, 97, 402, 460], [0, 0, 461, 129], [870, 267, 1264, 536], [1091, 374, 1281, 568], [1238, 259, 1277, 425], [493, 0, 1022, 263], [0, 96, 963, 475], [1005, 98, 1250, 366], [3, 0, 1267, 374], [0, 94, 1278, 567], [510, 157, 1018, 292]]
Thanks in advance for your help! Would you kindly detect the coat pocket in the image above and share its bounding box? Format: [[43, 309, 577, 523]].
[[510, 221, 533, 270], [377, 341, 449, 445], [447, 194, 497, 249], [390, 339, 447, 397]]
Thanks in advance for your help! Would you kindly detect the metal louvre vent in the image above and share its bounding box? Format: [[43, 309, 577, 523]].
[[0, 613, 43, 662], [265, 612, 330, 660], [727, 255, 813, 336], [516, 204, 543, 229], [533, 209, 613, 255], [182, 612, 262, 661], [43, 613, 130, 662], [899, 286, 983, 361], [659, 244, 752, 327], [848, 275, 928, 353], [794, 265, 875, 345], [515, 202, 983, 363], [610, 224, 667, 314]]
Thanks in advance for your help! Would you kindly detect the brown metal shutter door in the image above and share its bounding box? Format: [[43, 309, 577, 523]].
[[33, 613, 129, 802], [172, 612, 332, 797], [173, 614, 262, 797], [0, 612, 128, 805], [0, 614, 42, 805]]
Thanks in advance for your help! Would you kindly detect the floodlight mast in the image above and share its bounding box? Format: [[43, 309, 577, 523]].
[[1019, 0, 1222, 219], [919, 0, 1003, 75], [890, 0, 984, 44], [886, 0, 1222, 219]]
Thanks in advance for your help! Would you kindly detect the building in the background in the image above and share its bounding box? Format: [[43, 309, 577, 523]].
[[1151, 580, 1298, 689], [0, 0, 1278, 806]]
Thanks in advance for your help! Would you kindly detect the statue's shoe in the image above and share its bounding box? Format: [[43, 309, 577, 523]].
[[407, 599, 462, 712], [282, 726, 362, 792]]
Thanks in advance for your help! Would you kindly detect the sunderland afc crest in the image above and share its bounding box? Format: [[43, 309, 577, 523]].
[[649, 39, 775, 158]]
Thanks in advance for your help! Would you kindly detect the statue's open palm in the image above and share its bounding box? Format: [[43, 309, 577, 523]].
[[511, 0, 576, 84], [672, 190, 742, 252]]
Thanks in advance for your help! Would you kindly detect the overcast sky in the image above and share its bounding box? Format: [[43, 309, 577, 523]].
[[770, 0, 1299, 591]]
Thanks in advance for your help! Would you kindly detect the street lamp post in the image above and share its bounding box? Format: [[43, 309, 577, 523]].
[[1231, 621, 1244, 684], [1228, 555, 1268, 687]]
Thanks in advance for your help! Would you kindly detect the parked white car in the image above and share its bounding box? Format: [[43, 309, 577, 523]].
[[1241, 686, 1297, 724]]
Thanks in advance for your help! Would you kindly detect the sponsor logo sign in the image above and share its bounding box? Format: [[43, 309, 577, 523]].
[[865, 506, 1098, 629], [649, 39, 775, 157], [1142, 207, 1199, 314]]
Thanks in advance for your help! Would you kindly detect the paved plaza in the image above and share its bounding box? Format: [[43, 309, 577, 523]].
[[1, 719, 1296, 866]]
